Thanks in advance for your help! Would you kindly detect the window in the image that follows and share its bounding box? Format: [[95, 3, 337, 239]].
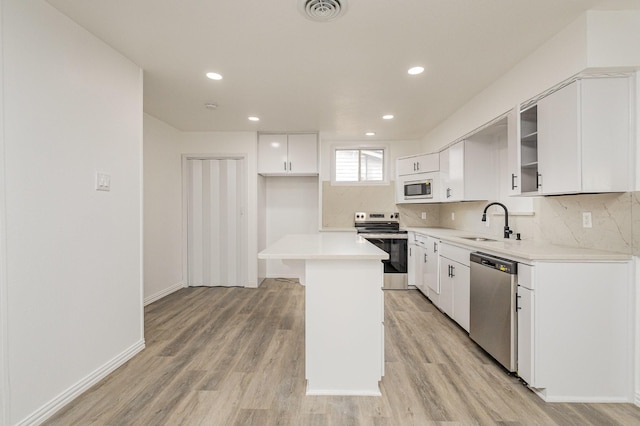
[[333, 147, 387, 184]]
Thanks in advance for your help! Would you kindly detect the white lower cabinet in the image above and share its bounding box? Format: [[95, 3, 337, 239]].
[[412, 234, 429, 296], [407, 234, 417, 287], [410, 233, 440, 301], [416, 245, 428, 296], [516, 263, 534, 386], [516, 261, 632, 402], [437, 243, 471, 332], [424, 236, 439, 301]]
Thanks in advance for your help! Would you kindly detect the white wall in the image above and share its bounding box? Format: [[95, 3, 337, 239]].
[[587, 10, 640, 68], [0, 1, 8, 422], [180, 132, 259, 287], [143, 114, 183, 304], [421, 14, 589, 152], [1, 1, 144, 424], [265, 177, 319, 278]]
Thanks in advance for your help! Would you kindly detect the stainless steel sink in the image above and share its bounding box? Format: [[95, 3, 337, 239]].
[[460, 236, 497, 242]]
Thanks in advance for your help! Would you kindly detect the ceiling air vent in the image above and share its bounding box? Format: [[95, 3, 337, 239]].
[[299, 0, 348, 22]]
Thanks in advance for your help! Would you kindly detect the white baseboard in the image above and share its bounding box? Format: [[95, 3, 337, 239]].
[[17, 340, 145, 426], [533, 388, 633, 404], [144, 281, 185, 306], [265, 275, 304, 285]]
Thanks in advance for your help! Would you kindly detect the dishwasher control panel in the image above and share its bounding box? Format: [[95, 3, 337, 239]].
[[470, 252, 517, 274]]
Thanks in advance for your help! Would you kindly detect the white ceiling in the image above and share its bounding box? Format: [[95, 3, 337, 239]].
[[47, 0, 615, 140]]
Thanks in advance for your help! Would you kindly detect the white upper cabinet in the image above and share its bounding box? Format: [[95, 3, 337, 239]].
[[397, 153, 439, 176], [537, 82, 581, 194], [286, 133, 318, 174], [440, 139, 496, 202], [507, 105, 539, 195], [439, 141, 463, 201], [508, 76, 633, 196], [258, 134, 288, 174], [258, 133, 318, 175]]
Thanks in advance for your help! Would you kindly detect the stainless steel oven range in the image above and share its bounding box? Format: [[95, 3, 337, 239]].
[[354, 212, 408, 290]]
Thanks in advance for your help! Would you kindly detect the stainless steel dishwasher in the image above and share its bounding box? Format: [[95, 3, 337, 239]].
[[469, 252, 518, 372]]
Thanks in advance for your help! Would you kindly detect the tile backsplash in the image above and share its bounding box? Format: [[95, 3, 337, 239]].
[[397, 204, 440, 228], [533, 193, 633, 255], [322, 181, 396, 228], [438, 201, 535, 241], [322, 181, 639, 255], [428, 192, 637, 255], [322, 181, 439, 228]]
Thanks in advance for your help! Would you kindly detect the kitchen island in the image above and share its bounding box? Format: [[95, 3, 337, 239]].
[[258, 233, 388, 396]]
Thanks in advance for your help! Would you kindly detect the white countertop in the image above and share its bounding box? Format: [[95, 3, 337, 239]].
[[258, 233, 389, 260], [404, 227, 631, 262]]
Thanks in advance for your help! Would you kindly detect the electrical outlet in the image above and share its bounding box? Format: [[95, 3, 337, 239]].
[[582, 211, 592, 228], [421, 212, 427, 220], [451, 212, 455, 221]]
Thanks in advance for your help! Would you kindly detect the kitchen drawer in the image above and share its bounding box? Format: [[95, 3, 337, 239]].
[[414, 233, 428, 247], [518, 263, 533, 290], [439, 243, 471, 266]]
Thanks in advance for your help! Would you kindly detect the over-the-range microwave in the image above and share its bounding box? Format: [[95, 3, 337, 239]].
[[404, 178, 433, 200]]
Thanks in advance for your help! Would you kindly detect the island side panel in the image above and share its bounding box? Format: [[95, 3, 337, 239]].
[[305, 259, 384, 395]]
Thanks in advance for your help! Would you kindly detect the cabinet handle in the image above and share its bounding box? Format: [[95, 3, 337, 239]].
[[511, 173, 518, 190], [289, 161, 292, 171], [413, 162, 417, 171], [433, 242, 437, 253], [450, 265, 455, 277], [536, 172, 542, 189], [424, 253, 427, 263], [416, 161, 420, 171], [516, 294, 522, 311], [446, 188, 451, 198], [284, 161, 287, 171], [409, 247, 412, 256]]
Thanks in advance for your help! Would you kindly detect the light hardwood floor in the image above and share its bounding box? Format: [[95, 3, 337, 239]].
[[46, 279, 640, 425]]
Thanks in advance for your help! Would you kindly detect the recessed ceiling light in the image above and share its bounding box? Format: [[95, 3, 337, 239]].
[[248, 116, 260, 122], [204, 103, 218, 110], [382, 114, 394, 120], [408, 66, 425, 75], [206, 72, 223, 80], [365, 132, 376, 136]]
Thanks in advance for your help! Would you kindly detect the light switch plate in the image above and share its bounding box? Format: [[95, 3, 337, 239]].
[[582, 211, 592, 228], [421, 212, 427, 220], [96, 173, 111, 191]]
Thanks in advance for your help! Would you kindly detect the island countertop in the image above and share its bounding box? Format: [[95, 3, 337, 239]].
[[258, 233, 389, 261]]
